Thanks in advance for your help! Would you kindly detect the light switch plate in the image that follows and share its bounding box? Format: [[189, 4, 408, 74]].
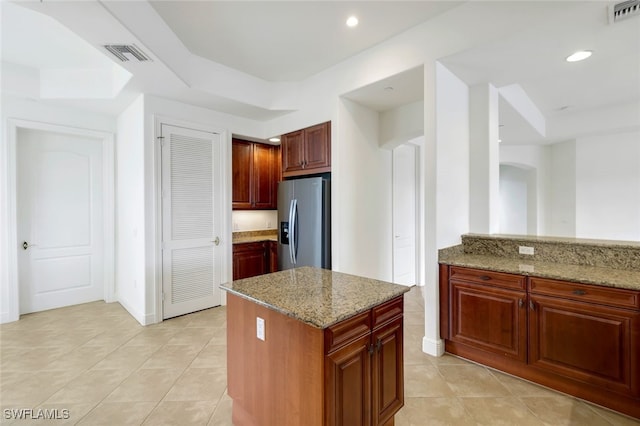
[[256, 317, 265, 341]]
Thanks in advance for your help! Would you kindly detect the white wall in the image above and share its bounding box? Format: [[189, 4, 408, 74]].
[[0, 95, 116, 323], [575, 131, 640, 241], [232, 210, 278, 232], [422, 62, 470, 356], [379, 101, 424, 149], [469, 83, 500, 234], [115, 95, 147, 324], [549, 140, 576, 237], [499, 165, 529, 235], [335, 98, 393, 281], [500, 144, 549, 235]]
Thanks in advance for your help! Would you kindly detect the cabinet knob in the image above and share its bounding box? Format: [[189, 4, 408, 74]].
[[518, 299, 524, 308], [368, 344, 374, 356], [376, 339, 383, 353], [572, 289, 587, 296], [479, 275, 491, 281], [529, 300, 536, 310]]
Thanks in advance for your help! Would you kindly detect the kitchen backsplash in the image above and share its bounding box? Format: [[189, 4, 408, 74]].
[[460, 234, 640, 271], [232, 210, 278, 232]]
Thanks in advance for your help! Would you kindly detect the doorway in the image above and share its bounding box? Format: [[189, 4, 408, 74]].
[[159, 123, 224, 319], [392, 142, 420, 286], [7, 119, 115, 320]]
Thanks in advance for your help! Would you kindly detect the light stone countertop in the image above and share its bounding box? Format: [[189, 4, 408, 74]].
[[439, 250, 640, 291], [220, 266, 412, 329], [232, 230, 277, 244]]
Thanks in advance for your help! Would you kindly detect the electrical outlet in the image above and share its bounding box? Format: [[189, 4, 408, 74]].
[[519, 246, 535, 255], [256, 317, 265, 341]]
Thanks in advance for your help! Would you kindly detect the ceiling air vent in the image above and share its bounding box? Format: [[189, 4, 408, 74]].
[[104, 44, 151, 62], [610, 0, 640, 23]]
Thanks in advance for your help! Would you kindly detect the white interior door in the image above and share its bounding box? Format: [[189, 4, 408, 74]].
[[161, 124, 222, 319], [392, 144, 418, 286], [17, 128, 104, 314]]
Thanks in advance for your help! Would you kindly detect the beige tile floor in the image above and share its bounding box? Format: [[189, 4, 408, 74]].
[[1, 287, 639, 425]]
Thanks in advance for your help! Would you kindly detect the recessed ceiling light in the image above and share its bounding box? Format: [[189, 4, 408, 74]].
[[566, 50, 593, 62], [269, 137, 281, 143], [346, 16, 359, 27]]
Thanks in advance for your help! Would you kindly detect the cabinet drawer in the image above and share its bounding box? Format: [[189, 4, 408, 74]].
[[450, 267, 525, 290], [372, 296, 403, 330], [529, 278, 640, 311], [325, 310, 371, 354]]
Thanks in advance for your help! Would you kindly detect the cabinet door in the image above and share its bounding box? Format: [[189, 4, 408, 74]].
[[529, 294, 640, 396], [268, 241, 278, 273], [253, 143, 278, 209], [325, 334, 372, 426], [372, 317, 403, 426], [304, 122, 331, 171], [232, 243, 267, 280], [450, 281, 527, 362], [232, 140, 253, 209], [282, 130, 305, 174]]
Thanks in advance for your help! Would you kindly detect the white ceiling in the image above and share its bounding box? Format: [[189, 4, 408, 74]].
[[2, 1, 639, 145], [149, 1, 462, 82]]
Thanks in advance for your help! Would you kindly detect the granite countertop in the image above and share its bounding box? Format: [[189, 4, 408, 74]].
[[220, 266, 412, 329], [233, 230, 277, 244], [439, 249, 640, 291]]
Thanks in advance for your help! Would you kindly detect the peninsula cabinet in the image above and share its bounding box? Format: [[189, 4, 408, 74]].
[[281, 121, 331, 177], [232, 139, 280, 210], [439, 264, 640, 419]]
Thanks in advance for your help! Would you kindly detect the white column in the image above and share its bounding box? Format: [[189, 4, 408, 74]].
[[469, 83, 500, 234]]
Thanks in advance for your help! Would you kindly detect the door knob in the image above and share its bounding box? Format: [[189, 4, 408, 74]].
[[212, 237, 220, 246], [22, 241, 37, 250]]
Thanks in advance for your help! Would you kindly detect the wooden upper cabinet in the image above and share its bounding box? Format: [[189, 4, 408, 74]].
[[232, 140, 253, 209], [281, 121, 331, 177], [232, 138, 280, 210]]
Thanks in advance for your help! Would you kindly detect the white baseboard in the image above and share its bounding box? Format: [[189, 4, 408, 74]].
[[0, 311, 18, 324], [118, 297, 153, 326], [422, 336, 445, 357]]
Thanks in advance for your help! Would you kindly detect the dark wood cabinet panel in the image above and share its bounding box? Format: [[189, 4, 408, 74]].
[[450, 281, 527, 362], [529, 293, 640, 397], [281, 121, 331, 177], [232, 242, 267, 280], [252, 143, 279, 209], [372, 317, 404, 426], [231, 140, 253, 209], [325, 334, 372, 426], [232, 139, 279, 210], [233, 241, 279, 280], [324, 296, 404, 426], [440, 264, 640, 419], [281, 130, 305, 174]]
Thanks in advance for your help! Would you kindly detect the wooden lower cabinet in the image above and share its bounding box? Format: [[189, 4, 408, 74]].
[[440, 264, 640, 419], [325, 313, 404, 426], [232, 241, 279, 280], [227, 294, 404, 426]]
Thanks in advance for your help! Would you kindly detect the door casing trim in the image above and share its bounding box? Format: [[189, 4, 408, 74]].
[[4, 118, 115, 323]]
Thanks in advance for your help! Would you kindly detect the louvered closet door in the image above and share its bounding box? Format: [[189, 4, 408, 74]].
[[161, 124, 222, 319]]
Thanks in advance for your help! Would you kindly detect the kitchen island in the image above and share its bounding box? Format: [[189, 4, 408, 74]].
[[221, 266, 411, 426]]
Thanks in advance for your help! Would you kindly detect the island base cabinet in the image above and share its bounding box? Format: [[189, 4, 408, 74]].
[[325, 335, 372, 426], [227, 293, 404, 426]]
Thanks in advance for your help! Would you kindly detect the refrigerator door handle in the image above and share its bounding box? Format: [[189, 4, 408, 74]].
[[288, 199, 295, 264], [290, 198, 298, 264]]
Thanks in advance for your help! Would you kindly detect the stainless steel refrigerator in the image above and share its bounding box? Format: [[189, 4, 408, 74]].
[[278, 177, 331, 270]]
